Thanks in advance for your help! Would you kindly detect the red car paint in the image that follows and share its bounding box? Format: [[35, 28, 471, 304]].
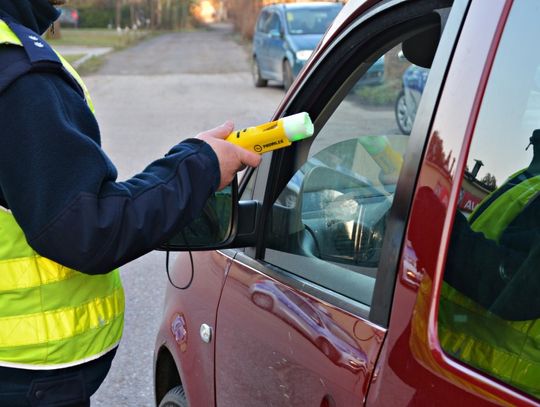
[[155, 0, 540, 405]]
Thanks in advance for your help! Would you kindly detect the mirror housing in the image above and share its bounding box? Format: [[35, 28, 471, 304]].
[[160, 178, 261, 251]]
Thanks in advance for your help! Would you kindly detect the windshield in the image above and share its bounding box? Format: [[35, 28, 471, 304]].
[[286, 6, 342, 35]]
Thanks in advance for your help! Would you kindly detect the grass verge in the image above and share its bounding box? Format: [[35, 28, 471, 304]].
[[48, 28, 158, 75], [62, 54, 85, 65], [76, 56, 107, 76], [354, 79, 401, 107]]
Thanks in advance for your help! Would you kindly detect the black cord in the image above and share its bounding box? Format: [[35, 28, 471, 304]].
[[165, 229, 195, 290]]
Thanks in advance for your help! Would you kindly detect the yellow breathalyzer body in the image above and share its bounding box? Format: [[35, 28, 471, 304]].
[[226, 112, 314, 154]]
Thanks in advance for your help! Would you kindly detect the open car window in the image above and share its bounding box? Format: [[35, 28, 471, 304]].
[[262, 11, 443, 311]]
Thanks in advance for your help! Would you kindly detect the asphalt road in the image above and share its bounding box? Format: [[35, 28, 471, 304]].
[[85, 23, 284, 407]]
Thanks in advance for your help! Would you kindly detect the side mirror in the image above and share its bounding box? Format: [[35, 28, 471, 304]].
[[269, 28, 282, 38], [161, 180, 238, 251]]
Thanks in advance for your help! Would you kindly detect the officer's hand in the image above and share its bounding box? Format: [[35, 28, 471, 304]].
[[197, 121, 262, 191]]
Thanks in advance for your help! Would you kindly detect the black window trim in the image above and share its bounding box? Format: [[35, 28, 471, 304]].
[[240, 0, 469, 327]]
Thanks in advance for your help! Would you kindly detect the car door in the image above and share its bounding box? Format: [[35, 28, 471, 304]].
[[265, 11, 285, 80], [368, 0, 540, 405], [253, 9, 271, 73], [254, 9, 273, 78], [214, 1, 466, 405]]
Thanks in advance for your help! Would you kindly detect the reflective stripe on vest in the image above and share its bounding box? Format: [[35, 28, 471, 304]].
[[0, 20, 20, 45], [55, 51, 95, 113], [0, 22, 124, 369], [439, 172, 540, 398], [439, 284, 540, 397], [469, 170, 540, 241]]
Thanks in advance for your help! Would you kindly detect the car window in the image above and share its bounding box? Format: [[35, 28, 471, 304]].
[[263, 17, 442, 310], [286, 6, 342, 35], [439, 1, 540, 399], [256, 10, 271, 34], [264, 12, 281, 34]]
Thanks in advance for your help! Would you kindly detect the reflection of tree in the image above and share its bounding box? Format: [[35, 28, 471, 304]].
[[426, 132, 454, 174], [427, 133, 498, 191], [480, 173, 498, 190]]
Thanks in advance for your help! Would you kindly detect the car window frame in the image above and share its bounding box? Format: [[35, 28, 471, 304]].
[[265, 11, 282, 36], [256, 9, 270, 34], [236, 0, 468, 326]]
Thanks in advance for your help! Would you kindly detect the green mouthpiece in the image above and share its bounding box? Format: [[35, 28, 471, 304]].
[[282, 112, 314, 142]]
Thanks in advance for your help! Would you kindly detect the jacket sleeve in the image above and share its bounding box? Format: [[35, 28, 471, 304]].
[[0, 72, 221, 274]]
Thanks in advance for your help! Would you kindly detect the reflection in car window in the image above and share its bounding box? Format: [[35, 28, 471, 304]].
[[264, 39, 433, 307], [439, 1, 540, 399]]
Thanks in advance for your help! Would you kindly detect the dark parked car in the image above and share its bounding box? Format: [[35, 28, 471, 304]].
[[251, 2, 343, 90], [155, 0, 540, 406]]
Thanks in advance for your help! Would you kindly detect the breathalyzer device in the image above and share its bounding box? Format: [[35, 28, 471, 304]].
[[226, 112, 314, 154]]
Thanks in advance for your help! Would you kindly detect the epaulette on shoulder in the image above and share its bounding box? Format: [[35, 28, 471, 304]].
[[0, 45, 33, 94], [0, 44, 83, 97]]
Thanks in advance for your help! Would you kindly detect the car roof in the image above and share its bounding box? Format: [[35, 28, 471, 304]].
[[319, 0, 380, 47]]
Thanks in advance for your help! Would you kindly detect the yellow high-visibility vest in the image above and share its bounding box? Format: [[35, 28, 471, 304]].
[[0, 20, 124, 369], [439, 171, 540, 398]]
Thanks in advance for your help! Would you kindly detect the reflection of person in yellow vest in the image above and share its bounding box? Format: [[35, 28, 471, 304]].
[[440, 130, 540, 398]]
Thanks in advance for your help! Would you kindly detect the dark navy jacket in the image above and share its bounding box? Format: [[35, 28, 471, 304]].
[[0, 0, 221, 274]]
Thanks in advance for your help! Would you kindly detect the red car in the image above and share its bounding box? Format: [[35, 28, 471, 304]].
[[154, 0, 540, 405]]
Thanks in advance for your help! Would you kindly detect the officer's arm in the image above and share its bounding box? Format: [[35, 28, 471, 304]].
[[0, 72, 220, 274]]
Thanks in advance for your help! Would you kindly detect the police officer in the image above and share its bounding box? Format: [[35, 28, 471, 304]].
[[0, 0, 260, 405]]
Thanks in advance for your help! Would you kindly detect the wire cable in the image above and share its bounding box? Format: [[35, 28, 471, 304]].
[[165, 229, 195, 290]]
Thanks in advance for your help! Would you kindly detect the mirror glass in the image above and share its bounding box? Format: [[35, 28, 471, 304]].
[[164, 183, 235, 250]]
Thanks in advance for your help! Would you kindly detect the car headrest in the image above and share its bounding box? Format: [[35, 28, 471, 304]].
[[402, 24, 441, 68]]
